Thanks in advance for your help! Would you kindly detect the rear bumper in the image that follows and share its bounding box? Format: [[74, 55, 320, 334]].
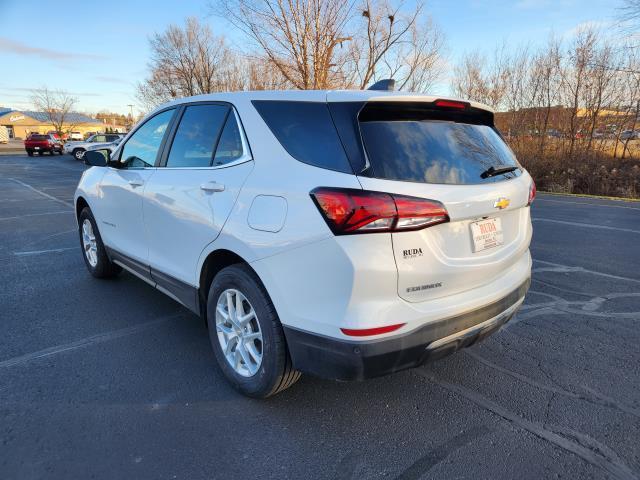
[[283, 278, 530, 381]]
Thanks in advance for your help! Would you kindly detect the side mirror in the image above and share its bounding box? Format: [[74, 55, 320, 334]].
[[84, 149, 109, 167]]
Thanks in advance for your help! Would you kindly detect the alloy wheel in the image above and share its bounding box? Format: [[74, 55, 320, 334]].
[[215, 289, 263, 377], [81, 219, 98, 267]]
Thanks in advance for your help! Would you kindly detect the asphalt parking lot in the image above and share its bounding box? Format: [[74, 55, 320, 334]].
[[1, 153, 639, 480]]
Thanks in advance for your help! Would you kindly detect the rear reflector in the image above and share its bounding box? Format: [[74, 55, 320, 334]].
[[341, 323, 405, 337], [310, 187, 449, 235], [434, 99, 468, 110], [528, 179, 536, 205]]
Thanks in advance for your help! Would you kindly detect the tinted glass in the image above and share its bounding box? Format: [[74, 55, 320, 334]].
[[120, 109, 174, 168], [213, 114, 244, 166], [360, 121, 520, 184], [31, 135, 47, 140], [166, 104, 228, 168], [252, 101, 352, 173]]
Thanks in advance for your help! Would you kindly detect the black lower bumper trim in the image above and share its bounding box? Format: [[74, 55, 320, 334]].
[[283, 278, 530, 381]]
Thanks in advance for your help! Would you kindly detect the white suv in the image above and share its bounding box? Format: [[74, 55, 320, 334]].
[[75, 90, 533, 397]]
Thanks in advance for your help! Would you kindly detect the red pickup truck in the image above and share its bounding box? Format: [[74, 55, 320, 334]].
[[25, 134, 63, 156]]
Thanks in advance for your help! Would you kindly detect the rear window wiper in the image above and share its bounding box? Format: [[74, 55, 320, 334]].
[[480, 165, 519, 179]]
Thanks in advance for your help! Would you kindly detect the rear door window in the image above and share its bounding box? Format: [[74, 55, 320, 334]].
[[166, 104, 229, 168], [359, 104, 520, 184], [252, 101, 352, 174]]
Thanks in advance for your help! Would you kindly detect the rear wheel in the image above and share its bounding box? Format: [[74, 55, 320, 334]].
[[26, 150, 33, 157], [207, 264, 300, 398], [78, 207, 121, 278]]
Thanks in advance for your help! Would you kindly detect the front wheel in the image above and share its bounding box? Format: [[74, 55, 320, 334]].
[[73, 148, 85, 160], [207, 264, 300, 398], [78, 207, 122, 278]]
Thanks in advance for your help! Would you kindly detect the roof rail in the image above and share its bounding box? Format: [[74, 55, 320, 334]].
[[367, 79, 395, 91]]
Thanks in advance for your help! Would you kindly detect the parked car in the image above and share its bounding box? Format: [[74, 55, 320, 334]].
[[64, 133, 124, 160], [76, 90, 534, 398], [84, 137, 123, 155], [25, 133, 63, 156], [68, 131, 84, 141], [620, 130, 639, 140]]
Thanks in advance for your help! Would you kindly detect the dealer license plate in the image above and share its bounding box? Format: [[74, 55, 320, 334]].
[[470, 217, 503, 252]]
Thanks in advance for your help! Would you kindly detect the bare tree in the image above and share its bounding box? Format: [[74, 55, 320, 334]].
[[137, 17, 248, 109], [214, 0, 445, 91], [31, 87, 78, 135], [350, 1, 445, 91]]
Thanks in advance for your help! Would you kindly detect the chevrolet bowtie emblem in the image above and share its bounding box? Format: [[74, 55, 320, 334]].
[[494, 198, 510, 209]]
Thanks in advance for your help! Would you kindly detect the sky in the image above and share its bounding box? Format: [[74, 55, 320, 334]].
[[0, 0, 621, 115]]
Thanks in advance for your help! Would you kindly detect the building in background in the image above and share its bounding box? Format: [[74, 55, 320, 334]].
[[0, 108, 105, 139]]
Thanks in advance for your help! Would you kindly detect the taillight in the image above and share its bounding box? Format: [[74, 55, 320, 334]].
[[528, 179, 536, 205], [310, 187, 449, 235]]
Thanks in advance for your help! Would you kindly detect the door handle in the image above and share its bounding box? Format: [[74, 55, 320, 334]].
[[200, 182, 225, 192], [128, 179, 144, 188]]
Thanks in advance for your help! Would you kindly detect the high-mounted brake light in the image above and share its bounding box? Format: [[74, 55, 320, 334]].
[[528, 179, 536, 205], [310, 187, 449, 235], [341, 323, 405, 337], [434, 99, 467, 110]]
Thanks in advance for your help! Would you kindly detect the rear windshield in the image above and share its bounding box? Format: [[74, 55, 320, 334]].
[[30, 135, 48, 140], [359, 106, 520, 185]]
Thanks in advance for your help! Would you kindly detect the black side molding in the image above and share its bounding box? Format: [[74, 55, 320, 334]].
[[105, 246, 200, 315]]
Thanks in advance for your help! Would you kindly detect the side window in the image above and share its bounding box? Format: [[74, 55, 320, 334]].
[[252, 100, 352, 173], [94, 135, 106, 143], [213, 113, 245, 166], [120, 109, 174, 168], [166, 104, 228, 168]]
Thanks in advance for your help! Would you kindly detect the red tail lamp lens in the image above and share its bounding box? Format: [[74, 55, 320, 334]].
[[528, 180, 536, 205], [310, 188, 449, 235]]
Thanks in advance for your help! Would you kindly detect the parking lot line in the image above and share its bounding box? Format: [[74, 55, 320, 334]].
[[415, 370, 638, 480], [536, 197, 640, 211], [0, 313, 184, 369], [0, 211, 72, 221], [532, 217, 640, 234], [7, 177, 74, 208], [14, 246, 77, 256], [533, 259, 640, 284]]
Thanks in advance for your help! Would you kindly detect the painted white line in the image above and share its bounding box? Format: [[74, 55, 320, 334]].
[[14, 246, 77, 256], [533, 259, 640, 284], [7, 178, 74, 208], [536, 197, 640, 211], [0, 314, 184, 369], [0, 210, 71, 221], [532, 218, 640, 234]]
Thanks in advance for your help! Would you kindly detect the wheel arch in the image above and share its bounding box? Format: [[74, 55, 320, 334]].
[[198, 249, 261, 321], [75, 196, 90, 222]]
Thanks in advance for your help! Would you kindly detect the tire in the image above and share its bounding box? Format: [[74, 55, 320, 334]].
[[27, 150, 33, 157], [73, 148, 85, 160], [207, 264, 301, 398], [78, 207, 122, 278]]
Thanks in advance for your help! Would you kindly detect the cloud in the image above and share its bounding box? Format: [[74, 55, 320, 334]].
[[0, 86, 102, 97], [515, 0, 551, 9], [564, 20, 614, 38], [0, 37, 106, 61], [93, 76, 130, 85]]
